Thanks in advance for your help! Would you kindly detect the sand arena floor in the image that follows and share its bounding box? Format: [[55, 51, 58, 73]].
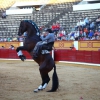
[[0, 60, 100, 100]]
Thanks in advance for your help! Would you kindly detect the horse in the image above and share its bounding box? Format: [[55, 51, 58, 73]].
[[16, 20, 59, 92]]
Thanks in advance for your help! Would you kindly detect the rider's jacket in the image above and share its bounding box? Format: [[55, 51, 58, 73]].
[[40, 33, 55, 43]]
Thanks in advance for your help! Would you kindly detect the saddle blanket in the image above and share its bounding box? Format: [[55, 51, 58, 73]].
[[41, 50, 50, 54]]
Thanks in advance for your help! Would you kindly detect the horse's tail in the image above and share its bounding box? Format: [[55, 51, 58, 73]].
[[48, 64, 59, 92]]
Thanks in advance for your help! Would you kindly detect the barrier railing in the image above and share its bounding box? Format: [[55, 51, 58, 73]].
[[54, 50, 100, 64], [0, 49, 100, 64]]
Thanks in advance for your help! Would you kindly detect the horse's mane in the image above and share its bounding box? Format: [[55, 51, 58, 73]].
[[23, 20, 40, 36], [22, 20, 41, 42]]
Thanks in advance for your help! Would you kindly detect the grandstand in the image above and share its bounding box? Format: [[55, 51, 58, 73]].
[[0, 0, 100, 37]]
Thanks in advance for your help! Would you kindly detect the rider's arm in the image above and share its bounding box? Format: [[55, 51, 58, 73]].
[[41, 34, 51, 41]]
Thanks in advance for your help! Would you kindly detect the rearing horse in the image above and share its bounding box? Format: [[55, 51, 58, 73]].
[[16, 20, 59, 92]]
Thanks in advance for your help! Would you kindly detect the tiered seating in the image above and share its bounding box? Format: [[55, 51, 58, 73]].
[[0, 14, 32, 37], [33, 10, 61, 27], [1, 0, 100, 36], [32, 1, 77, 27], [58, 9, 100, 32], [0, 0, 81, 37]]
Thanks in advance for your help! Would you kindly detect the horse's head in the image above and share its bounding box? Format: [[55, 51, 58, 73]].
[[18, 20, 40, 37], [18, 20, 27, 36]]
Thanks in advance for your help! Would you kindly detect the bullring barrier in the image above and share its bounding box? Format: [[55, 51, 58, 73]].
[[0, 49, 100, 64]]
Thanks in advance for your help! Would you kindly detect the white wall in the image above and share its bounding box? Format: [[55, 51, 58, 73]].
[[6, 9, 33, 15], [73, 3, 100, 11]]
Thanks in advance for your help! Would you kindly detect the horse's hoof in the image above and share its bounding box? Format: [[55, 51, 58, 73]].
[[22, 55, 26, 60], [34, 88, 43, 93], [21, 57, 25, 61], [19, 55, 26, 61]]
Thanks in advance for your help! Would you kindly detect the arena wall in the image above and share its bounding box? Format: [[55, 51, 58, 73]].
[[0, 41, 100, 51], [0, 41, 100, 64], [0, 49, 100, 64]]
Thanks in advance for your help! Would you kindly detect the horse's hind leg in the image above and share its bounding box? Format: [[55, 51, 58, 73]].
[[35, 72, 50, 91], [41, 73, 50, 89]]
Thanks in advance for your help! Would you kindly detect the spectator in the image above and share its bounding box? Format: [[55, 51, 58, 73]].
[[84, 17, 89, 25], [55, 22, 60, 32], [0, 37, 4, 42], [61, 29, 66, 35], [2, 11, 6, 19], [12, 36, 18, 41], [80, 19, 86, 29], [9, 45, 15, 50], [96, 16, 100, 27], [4, 37, 7, 42], [70, 44, 76, 50], [82, 31, 86, 37], [70, 31, 75, 40], [74, 31, 79, 40], [7, 37, 11, 42], [90, 22, 95, 31], [83, 28, 89, 36], [54, 34, 58, 41], [51, 22, 56, 33], [61, 35, 66, 40], [59, 30, 64, 38], [76, 20, 81, 28], [88, 30, 94, 39], [79, 29, 83, 37], [9, 37, 13, 42], [76, 20, 82, 30], [94, 30, 99, 36], [39, 25, 45, 31], [56, 33, 61, 40]]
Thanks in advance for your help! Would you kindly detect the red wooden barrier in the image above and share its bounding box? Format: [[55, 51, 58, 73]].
[[76, 50, 85, 62], [0, 49, 100, 64], [91, 51, 100, 64], [54, 49, 100, 64]]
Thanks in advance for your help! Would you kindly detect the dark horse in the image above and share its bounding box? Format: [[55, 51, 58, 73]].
[[16, 20, 59, 92]]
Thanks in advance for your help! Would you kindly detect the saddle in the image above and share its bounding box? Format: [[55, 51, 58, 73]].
[[41, 42, 54, 54], [33, 42, 54, 58]]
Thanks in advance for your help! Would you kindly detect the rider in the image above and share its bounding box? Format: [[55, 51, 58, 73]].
[[33, 28, 55, 58]]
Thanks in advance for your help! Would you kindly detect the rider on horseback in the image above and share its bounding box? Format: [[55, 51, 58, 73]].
[[33, 28, 55, 58]]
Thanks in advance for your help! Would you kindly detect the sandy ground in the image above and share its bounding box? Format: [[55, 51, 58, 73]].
[[0, 60, 100, 100]]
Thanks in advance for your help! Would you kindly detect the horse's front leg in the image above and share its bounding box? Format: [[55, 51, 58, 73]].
[[16, 46, 27, 61]]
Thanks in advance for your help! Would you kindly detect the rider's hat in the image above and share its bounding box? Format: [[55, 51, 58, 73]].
[[45, 28, 53, 33]]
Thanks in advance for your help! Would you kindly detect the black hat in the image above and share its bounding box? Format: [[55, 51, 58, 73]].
[[45, 28, 53, 33]]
